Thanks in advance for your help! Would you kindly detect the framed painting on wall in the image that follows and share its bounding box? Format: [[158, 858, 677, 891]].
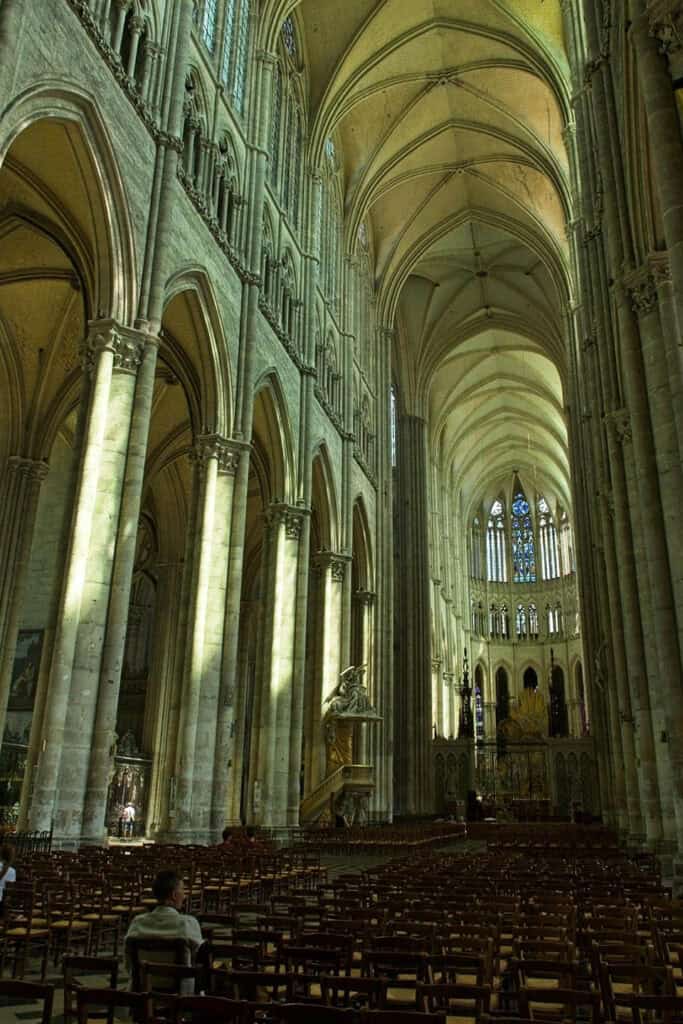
[[8, 629, 44, 712]]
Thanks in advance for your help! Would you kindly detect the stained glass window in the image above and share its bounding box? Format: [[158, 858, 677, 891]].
[[282, 16, 296, 58], [538, 496, 559, 579], [291, 111, 303, 226], [511, 489, 536, 583], [282, 101, 293, 205], [474, 666, 485, 742], [486, 499, 507, 582], [233, 0, 250, 113], [560, 510, 574, 575], [220, 0, 236, 85], [269, 63, 282, 186], [470, 517, 482, 578], [201, 0, 218, 52]]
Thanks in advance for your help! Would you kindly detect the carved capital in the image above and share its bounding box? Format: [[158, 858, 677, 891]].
[[354, 588, 376, 607], [313, 550, 349, 580], [256, 49, 278, 69], [7, 456, 50, 483], [85, 320, 145, 375], [191, 433, 239, 474], [624, 266, 659, 318], [267, 502, 308, 540]]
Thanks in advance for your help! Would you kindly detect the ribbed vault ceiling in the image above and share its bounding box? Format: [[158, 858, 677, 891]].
[[293, 0, 573, 511]]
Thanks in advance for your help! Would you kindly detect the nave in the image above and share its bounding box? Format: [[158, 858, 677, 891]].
[[0, 825, 681, 1023]]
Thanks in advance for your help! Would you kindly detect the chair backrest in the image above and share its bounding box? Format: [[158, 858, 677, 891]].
[[76, 987, 152, 1024], [518, 986, 601, 1024], [209, 940, 262, 970], [126, 937, 192, 993], [419, 981, 492, 1017], [428, 953, 489, 986], [212, 969, 294, 1001], [360, 1011, 446, 1024], [321, 974, 389, 1009], [171, 995, 246, 1024], [271, 1004, 357, 1024], [630, 995, 683, 1024], [63, 956, 118, 1023], [0, 980, 54, 1024]]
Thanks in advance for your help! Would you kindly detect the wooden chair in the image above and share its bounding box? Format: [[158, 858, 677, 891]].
[[629, 994, 683, 1024], [209, 941, 261, 972], [278, 944, 346, 977], [0, 901, 50, 980], [321, 974, 389, 1009], [362, 950, 431, 1008], [418, 981, 492, 1018], [76, 987, 152, 1024], [211, 969, 294, 1002], [600, 961, 676, 1021], [428, 952, 490, 986], [126, 936, 194, 993], [46, 894, 93, 964], [63, 954, 119, 1023], [518, 985, 602, 1024], [0, 979, 54, 1024], [509, 956, 585, 990]]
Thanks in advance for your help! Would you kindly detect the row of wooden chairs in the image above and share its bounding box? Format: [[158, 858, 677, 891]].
[[4, 975, 683, 1024]]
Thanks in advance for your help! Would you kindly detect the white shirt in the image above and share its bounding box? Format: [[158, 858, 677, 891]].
[[125, 906, 204, 992], [125, 905, 204, 953], [0, 864, 16, 902]]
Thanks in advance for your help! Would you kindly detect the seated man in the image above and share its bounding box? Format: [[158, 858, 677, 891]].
[[125, 869, 205, 990]]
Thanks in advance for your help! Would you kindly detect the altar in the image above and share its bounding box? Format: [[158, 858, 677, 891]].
[[434, 688, 597, 821]]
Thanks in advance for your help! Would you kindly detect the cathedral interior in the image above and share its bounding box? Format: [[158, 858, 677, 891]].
[[0, 0, 682, 879]]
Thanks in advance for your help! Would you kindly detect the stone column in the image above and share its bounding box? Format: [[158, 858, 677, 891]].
[[604, 415, 663, 844], [257, 504, 305, 829], [395, 414, 433, 815], [306, 551, 346, 790], [125, 15, 145, 81], [111, 0, 130, 56], [354, 588, 375, 765], [192, 442, 240, 839], [626, 264, 683, 654], [80, 335, 157, 842], [172, 434, 236, 840], [619, 274, 683, 848], [29, 322, 144, 838], [632, 7, 683, 347], [0, 459, 49, 742], [220, 49, 277, 824], [286, 509, 311, 827]]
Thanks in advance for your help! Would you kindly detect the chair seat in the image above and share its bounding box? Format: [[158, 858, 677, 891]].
[[6, 927, 49, 937], [50, 920, 90, 930]]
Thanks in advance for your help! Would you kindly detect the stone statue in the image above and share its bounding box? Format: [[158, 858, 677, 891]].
[[323, 665, 374, 717]]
